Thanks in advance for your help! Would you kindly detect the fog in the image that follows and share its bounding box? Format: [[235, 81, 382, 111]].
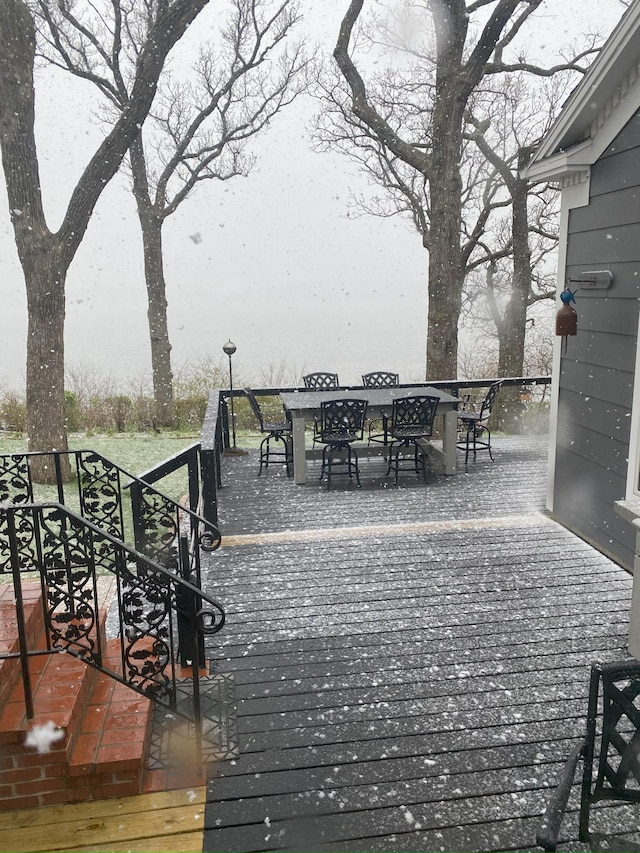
[[0, 0, 623, 391]]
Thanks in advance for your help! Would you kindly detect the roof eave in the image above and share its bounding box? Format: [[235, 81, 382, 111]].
[[523, 139, 592, 182]]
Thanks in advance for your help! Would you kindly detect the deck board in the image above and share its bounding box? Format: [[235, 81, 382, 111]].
[[0, 788, 206, 852], [201, 436, 637, 852]]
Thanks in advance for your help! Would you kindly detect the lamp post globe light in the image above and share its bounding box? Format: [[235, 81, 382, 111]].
[[222, 340, 247, 455]]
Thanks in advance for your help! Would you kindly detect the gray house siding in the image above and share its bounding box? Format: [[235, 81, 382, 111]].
[[553, 111, 640, 570]]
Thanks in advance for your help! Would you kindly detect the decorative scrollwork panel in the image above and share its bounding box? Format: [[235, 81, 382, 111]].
[[134, 485, 179, 568], [0, 455, 36, 573], [39, 507, 99, 661], [77, 452, 125, 541], [120, 567, 175, 706]]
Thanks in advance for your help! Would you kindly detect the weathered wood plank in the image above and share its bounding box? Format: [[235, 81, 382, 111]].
[[0, 789, 206, 853], [200, 437, 635, 851]]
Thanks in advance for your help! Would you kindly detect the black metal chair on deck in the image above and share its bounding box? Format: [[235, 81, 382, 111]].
[[456, 380, 503, 468], [303, 372, 340, 390], [537, 659, 640, 852], [243, 388, 291, 476], [385, 395, 439, 484], [362, 371, 399, 445], [315, 398, 367, 490]]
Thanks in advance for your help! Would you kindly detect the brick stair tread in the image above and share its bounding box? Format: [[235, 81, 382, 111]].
[[68, 638, 153, 776], [0, 585, 46, 710], [0, 650, 95, 747]]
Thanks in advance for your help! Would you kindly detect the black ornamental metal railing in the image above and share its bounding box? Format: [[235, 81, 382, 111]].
[[1, 501, 224, 745], [0, 447, 221, 583], [0, 447, 225, 742]]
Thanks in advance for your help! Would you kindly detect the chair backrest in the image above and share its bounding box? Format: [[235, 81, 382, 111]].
[[588, 660, 640, 804], [362, 371, 399, 388], [537, 659, 640, 852], [303, 372, 340, 390], [243, 388, 264, 431], [479, 381, 503, 420], [391, 395, 439, 436], [319, 399, 367, 440]]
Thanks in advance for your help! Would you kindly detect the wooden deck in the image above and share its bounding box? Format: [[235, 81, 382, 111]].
[[200, 436, 636, 852], [3, 436, 635, 852]]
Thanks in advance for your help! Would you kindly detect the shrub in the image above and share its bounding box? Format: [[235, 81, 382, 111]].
[[64, 391, 82, 432], [0, 392, 26, 432]]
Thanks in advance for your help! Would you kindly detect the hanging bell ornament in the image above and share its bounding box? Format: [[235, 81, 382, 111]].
[[556, 287, 577, 352]]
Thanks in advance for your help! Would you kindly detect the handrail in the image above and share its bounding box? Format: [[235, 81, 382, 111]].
[[216, 375, 552, 402], [0, 501, 225, 734], [200, 390, 224, 525], [0, 448, 221, 578]]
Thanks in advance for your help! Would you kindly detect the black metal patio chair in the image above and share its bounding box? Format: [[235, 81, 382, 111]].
[[456, 380, 503, 468], [537, 659, 640, 852], [385, 395, 439, 484], [302, 372, 340, 390], [243, 388, 292, 476], [315, 398, 367, 490], [362, 371, 399, 445]]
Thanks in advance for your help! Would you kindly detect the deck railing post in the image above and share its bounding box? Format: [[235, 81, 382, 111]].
[[6, 508, 34, 719]]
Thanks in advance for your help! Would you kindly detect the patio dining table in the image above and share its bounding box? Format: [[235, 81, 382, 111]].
[[280, 386, 460, 485]]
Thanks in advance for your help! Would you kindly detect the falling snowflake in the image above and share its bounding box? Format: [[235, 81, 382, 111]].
[[24, 721, 64, 753]]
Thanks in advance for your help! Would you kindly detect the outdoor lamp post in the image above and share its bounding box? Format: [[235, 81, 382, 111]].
[[222, 340, 247, 455]]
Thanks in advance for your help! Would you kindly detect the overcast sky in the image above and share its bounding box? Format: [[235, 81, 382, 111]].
[[0, 0, 626, 392]]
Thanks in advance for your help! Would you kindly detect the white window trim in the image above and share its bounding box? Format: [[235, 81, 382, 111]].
[[626, 317, 640, 497], [546, 171, 590, 514]]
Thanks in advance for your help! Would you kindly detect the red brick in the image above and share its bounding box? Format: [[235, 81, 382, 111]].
[[39, 788, 73, 807], [91, 779, 140, 800], [68, 733, 97, 776], [94, 745, 140, 773], [80, 706, 105, 734], [43, 762, 67, 779], [1, 765, 42, 784], [0, 794, 39, 811], [15, 748, 67, 767], [99, 727, 146, 747], [102, 711, 148, 731], [14, 777, 59, 796]]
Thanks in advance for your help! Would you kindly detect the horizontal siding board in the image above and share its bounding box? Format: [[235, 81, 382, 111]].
[[566, 222, 640, 265], [562, 289, 640, 334], [556, 389, 632, 448], [558, 328, 636, 372], [590, 145, 640, 196], [555, 418, 628, 479], [599, 111, 640, 159], [558, 360, 635, 407], [569, 184, 640, 231], [554, 448, 634, 569]]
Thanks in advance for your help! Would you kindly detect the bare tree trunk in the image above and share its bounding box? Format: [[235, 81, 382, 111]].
[[24, 252, 70, 482], [496, 159, 531, 430], [0, 0, 208, 480], [426, 102, 464, 380], [130, 138, 174, 427], [0, 0, 70, 481]]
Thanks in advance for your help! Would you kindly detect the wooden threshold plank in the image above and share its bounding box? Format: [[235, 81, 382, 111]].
[[58, 831, 203, 853], [0, 788, 206, 853]]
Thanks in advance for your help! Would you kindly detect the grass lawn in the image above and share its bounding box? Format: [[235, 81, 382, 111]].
[[0, 431, 206, 505], [0, 430, 263, 505]]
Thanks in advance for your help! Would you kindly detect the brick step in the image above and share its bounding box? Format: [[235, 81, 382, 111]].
[[0, 583, 46, 711], [0, 586, 210, 809], [0, 602, 154, 810], [68, 638, 153, 785]]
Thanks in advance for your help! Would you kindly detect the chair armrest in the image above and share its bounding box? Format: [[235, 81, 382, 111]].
[[536, 740, 585, 852]]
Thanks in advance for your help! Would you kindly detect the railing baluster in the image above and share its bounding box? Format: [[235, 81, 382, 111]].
[[5, 508, 34, 719]]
